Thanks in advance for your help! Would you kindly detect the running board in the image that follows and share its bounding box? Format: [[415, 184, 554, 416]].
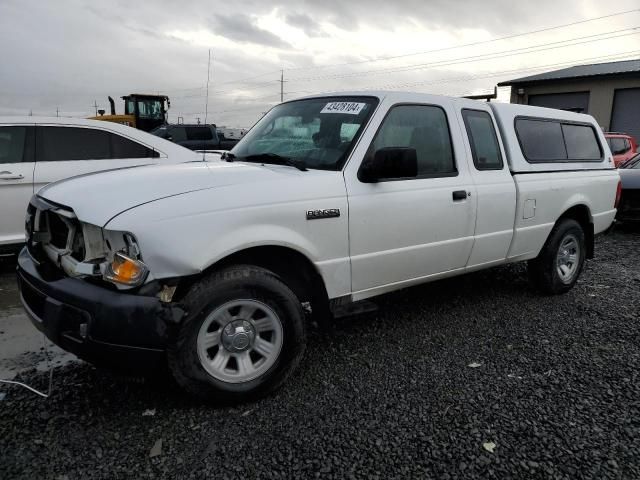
[[331, 299, 378, 319]]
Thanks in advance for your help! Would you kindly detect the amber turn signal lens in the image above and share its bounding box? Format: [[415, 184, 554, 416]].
[[104, 252, 148, 286]]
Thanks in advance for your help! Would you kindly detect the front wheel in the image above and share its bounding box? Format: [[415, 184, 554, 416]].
[[168, 265, 306, 403], [528, 218, 586, 295]]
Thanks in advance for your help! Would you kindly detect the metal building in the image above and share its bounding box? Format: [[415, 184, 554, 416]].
[[498, 59, 640, 141]]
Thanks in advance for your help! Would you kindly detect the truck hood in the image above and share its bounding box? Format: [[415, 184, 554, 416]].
[[37, 161, 315, 226]]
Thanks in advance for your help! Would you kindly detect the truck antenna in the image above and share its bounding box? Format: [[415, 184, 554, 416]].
[[203, 49, 212, 162]]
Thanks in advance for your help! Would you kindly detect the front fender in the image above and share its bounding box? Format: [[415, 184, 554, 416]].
[[105, 185, 351, 299]]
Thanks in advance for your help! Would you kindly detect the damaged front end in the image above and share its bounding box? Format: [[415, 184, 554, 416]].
[[18, 195, 185, 372], [26, 196, 150, 289]]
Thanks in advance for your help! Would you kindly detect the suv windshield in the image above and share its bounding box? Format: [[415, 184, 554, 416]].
[[231, 96, 378, 171]]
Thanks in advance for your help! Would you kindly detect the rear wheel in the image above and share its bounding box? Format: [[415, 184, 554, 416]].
[[168, 265, 306, 403], [528, 218, 586, 294]]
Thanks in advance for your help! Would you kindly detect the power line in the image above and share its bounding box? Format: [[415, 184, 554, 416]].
[[355, 50, 640, 91], [183, 49, 640, 119], [283, 8, 640, 71], [169, 26, 640, 100], [287, 27, 640, 82], [153, 9, 640, 96]]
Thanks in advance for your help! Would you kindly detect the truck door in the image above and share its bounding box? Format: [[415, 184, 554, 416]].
[[0, 125, 35, 247], [344, 102, 477, 299], [456, 107, 516, 268]]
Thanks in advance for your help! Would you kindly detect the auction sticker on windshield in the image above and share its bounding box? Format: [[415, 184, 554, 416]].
[[320, 102, 366, 115]]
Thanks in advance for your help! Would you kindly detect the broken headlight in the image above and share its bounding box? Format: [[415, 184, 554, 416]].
[[104, 251, 148, 287], [101, 231, 149, 287]]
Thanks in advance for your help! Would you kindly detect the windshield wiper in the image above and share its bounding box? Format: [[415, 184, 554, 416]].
[[241, 153, 308, 172], [221, 151, 236, 162]]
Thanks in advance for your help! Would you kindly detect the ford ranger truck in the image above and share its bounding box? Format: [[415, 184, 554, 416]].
[[17, 92, 620, 402]]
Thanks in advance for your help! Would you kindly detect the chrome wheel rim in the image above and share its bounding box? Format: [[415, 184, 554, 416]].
[[197, 299, 283, 384], [556, 234, 580, 284]]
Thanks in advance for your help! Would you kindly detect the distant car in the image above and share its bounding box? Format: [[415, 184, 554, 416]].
[[617, 153, 640, 223], [605, 133, 638, 167], [0, 117, 202, 253], [151, 124, 239, 151]]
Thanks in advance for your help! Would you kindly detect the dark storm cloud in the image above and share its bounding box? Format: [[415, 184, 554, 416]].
[[285, 12, 327, 37], [210, 14, 289, 47], [293, 0, 564, 34]]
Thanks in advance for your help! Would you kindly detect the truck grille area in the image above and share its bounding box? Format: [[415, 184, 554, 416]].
[[25, 197, 88, 272], [47, 211, 70, 249]]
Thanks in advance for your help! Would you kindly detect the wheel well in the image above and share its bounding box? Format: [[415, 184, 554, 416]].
[[558, 205, 594, 259], [178, 246, 330, 320]]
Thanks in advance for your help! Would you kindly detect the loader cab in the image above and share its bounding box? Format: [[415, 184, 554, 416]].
[[123, 94, 170, 132]]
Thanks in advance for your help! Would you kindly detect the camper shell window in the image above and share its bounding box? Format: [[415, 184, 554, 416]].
[[514, 117, 603, 163]]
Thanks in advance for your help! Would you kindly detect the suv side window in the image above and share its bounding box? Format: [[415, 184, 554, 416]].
[[610, 138, 627, 154], [186, 126, 214, 141], [367, 104, 456, 178], [461, 109, 503, 170], [169, 126, 188, 143], [37, 126, 111, 161], [0, 126, 33, 163], [111, 134, 159, 158]]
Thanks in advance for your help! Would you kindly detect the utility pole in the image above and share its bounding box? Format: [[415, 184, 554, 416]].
[[56, 107, 59, 117], [204, 49, 212, 126], [280, 69, 284, 103], [93, 100, 98, 116]]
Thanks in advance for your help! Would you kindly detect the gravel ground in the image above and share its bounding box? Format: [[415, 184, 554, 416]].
[[1, 229, 639, 479]]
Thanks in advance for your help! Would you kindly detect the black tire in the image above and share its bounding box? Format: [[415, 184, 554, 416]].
[[168, 265, 306, 403], [528, 218, 586, 295]]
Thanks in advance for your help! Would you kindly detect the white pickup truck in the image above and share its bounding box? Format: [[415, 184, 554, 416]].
[[17, 92, 620, 402]]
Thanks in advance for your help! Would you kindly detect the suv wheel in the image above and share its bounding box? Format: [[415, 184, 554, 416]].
[[168, 265, 306, 403]]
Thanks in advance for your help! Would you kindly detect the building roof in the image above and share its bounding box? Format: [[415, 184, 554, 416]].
[[498, 58, 640, 86]]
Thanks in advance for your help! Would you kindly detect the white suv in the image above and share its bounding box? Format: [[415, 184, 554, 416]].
[[0, 117, 200, 253]]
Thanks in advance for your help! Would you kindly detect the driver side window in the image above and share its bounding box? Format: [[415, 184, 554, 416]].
[[367, 105, 457, 178]]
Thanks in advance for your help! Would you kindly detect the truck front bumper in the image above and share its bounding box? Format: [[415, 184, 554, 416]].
[[16, 248, 184, 372]]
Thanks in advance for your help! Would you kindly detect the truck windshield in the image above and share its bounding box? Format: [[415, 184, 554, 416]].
[[231, 96, 378, 171]]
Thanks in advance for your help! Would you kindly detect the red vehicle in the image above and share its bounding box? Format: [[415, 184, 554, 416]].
[[605, 133, 638, 167]]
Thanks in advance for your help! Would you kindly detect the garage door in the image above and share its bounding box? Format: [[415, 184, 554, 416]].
[[610, 88, 640, 142], [528, 92, 590, 113]]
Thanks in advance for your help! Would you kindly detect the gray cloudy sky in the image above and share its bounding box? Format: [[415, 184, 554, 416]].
[[1, 0, 639, 127]]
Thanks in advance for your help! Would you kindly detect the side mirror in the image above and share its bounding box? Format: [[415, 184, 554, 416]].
[[359, 147, 418, 183]]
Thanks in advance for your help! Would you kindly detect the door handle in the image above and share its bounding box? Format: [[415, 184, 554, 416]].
[[452, 190, 468, 201], [0, 171, 24, 180]]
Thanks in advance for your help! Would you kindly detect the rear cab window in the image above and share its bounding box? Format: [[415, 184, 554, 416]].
[[461, 109, 503, 170], [515, 117, 602, 163]]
